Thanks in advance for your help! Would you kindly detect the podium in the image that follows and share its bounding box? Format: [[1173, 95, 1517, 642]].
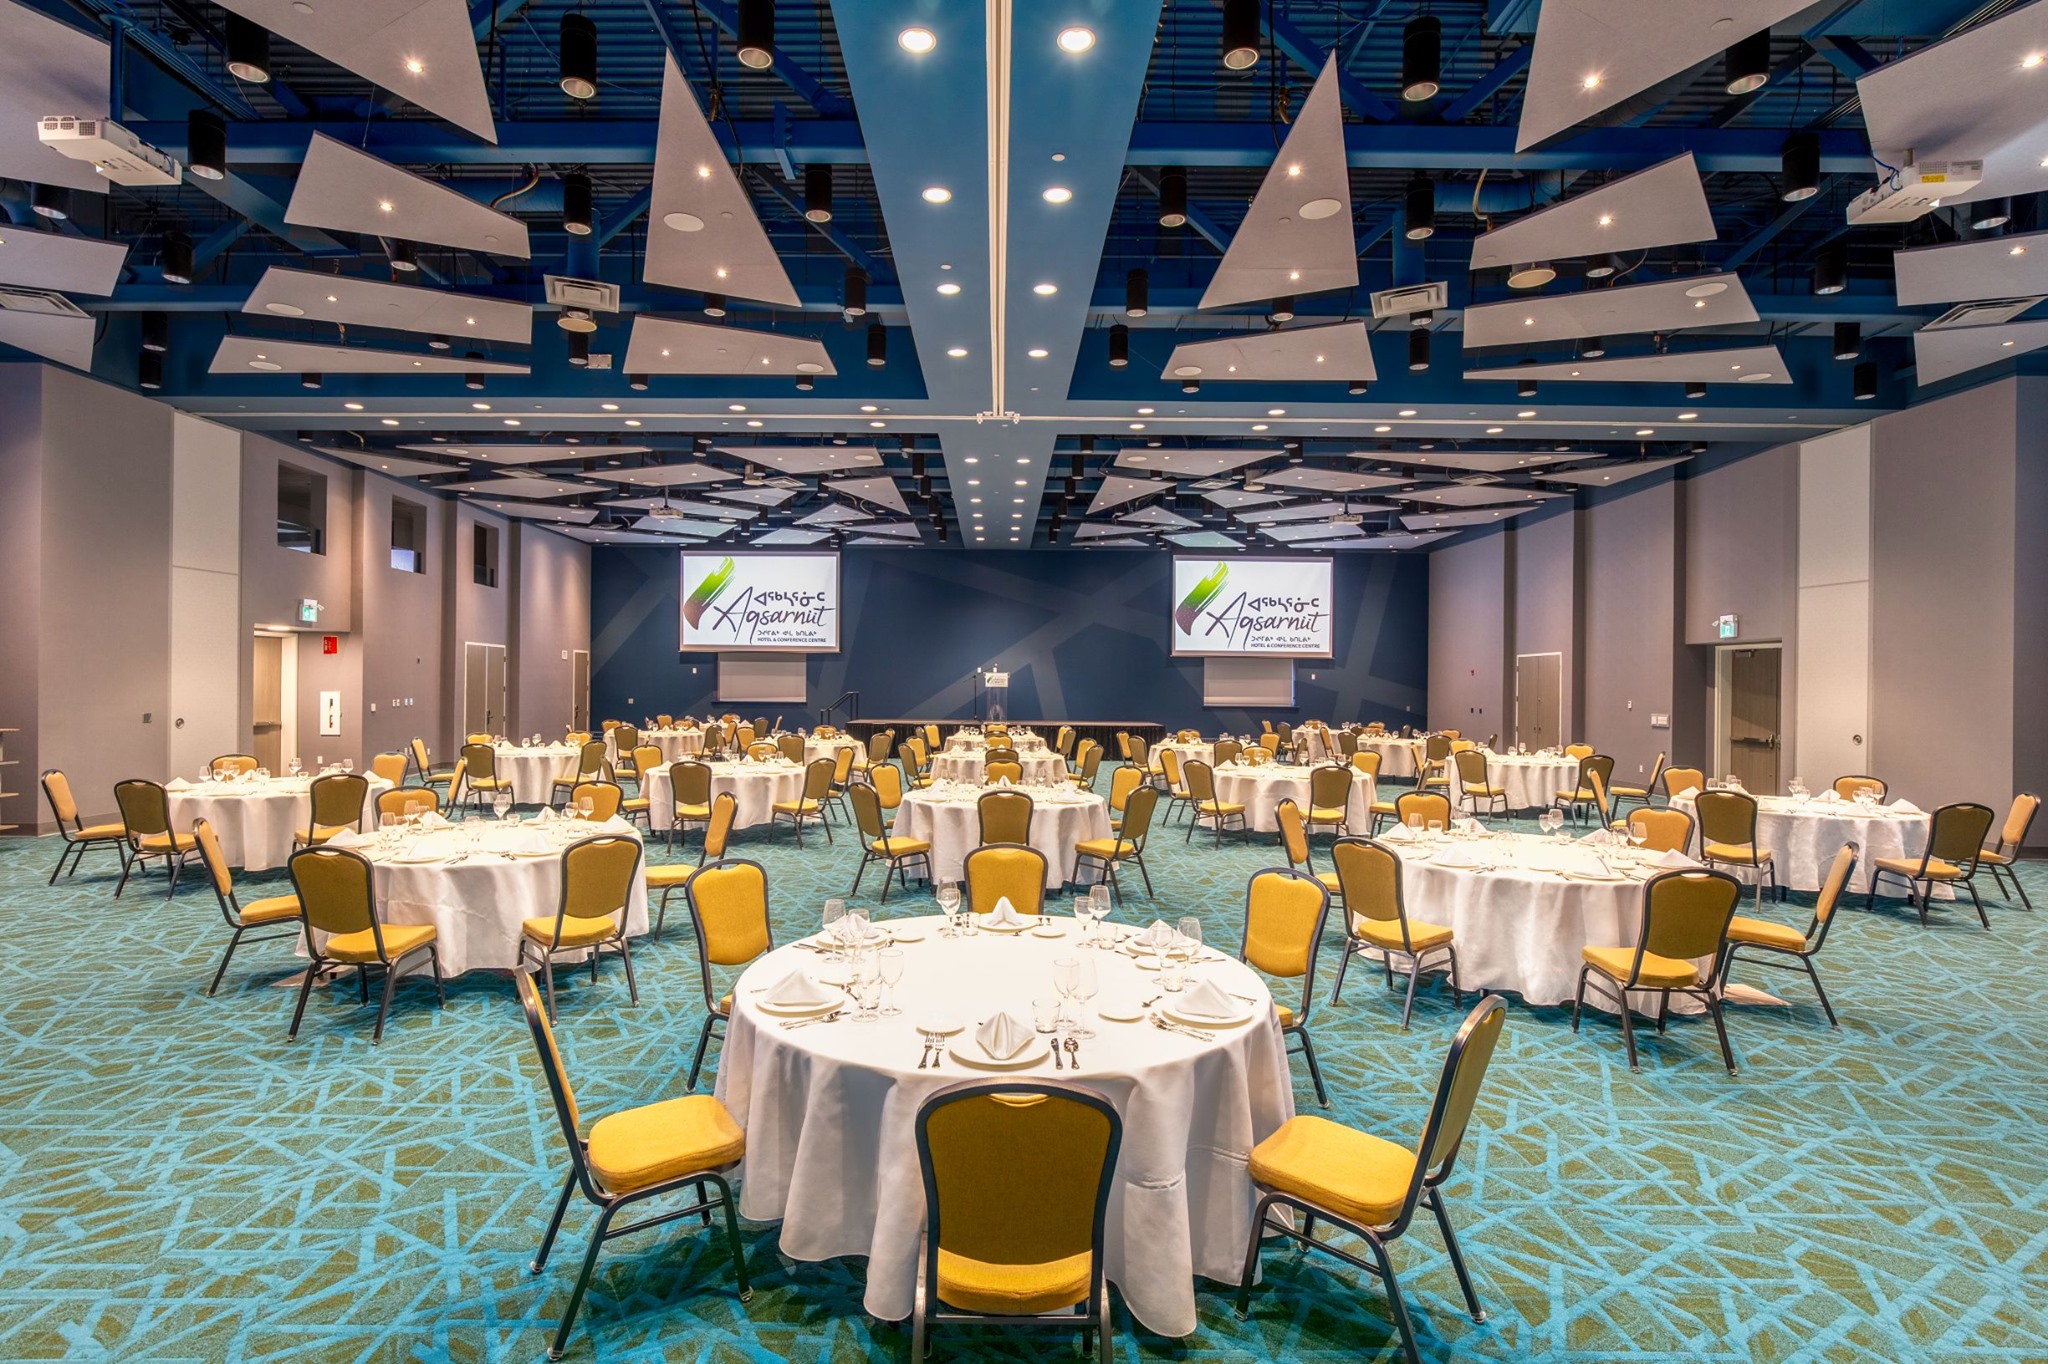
[[977, 669, 1009, 723]]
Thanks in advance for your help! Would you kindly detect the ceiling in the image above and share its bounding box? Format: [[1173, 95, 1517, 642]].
[[3, 0, 2047, 551]]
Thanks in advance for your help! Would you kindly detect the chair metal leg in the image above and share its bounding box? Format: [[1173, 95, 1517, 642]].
[[1134, 852, 1154, 898], [287, 955, 321, 1041], [542, 958, 559, 1022], [1802, 955, 1839, 1028], [113, 848, 137, 899], [531, 1167, 578, 1273], [1234, 1195, 1277, 1319], [1571, 966, 1589, 1033], [1293, 1028, 1330, 1108], [1361, 1232, 1423, 1364], [548, 1203, 617, 1361], [687, 1013, 721, 1091], [208, 927, 246, 997], [1615, 990, 1641, 1072], [709, 1173, 753, 1301], [1968, 881, 1991, 931], [1424, 1186, 1487, 1323], [652, 891, 673, 945], [356, 965, 370, 1004], [371, 965, 399, 1044], [1706, 993, 1738, 1074], [1398, 954, 1422, 1030], [1329, 940, 1352, 1005], [617, 936, 639, 1004]]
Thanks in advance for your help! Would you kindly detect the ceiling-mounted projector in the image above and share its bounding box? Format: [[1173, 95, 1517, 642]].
[[37, 116, 181, 186], [1847, 156, 1984, 226]]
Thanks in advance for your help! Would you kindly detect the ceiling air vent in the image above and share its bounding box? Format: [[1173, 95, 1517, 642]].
[[1370, 280, 1449, 320], [0, 287, 89, 319], [1452, 472, 1504, 487], [1924, 297, 2044, 330], [543, 274, 620, 314]]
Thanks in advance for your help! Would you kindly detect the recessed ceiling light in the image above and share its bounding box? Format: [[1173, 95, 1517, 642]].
[[625, 419, 641, 427], [1485, 427, 1504, 435], [343, 401, 364, 411], [937, 281, 961, 295], [1635, 428, 1655, 436], [1014, 479, 1028, 486], [1138, 407, 1155, 415], [1517, 410, 1537, 418], [504, 418, 521, 427], [899, 26, 936, 54], [2026, 52, 2045, 68], [404, 57, 425, 75], [947, 346, 969, 357], [380, 418, 399, 426], [2012, 244, 2028, 256], [870, 420, 886, 428], [1129, 423, 1145, 430], [1374, 425, 1392, 433], [1057, 26, 1095, 53], [1738, 371, 1775, 383], [1027, 347, 1049, 358], [922, 186, 953, 204], [861, 404, 878, 413], [1268, 408, 1285, 416], [1251, 423, 1268, 431], [1299, 198, 1342, 220], [1033, 282, 1058, 295], [1679, 412, 1698, 420], [1597, 213, 1613, 227], [729, 404, 747, 412], [964, 455, 979, 463], [1042, 186, 1072, 204], [263, 302, 306, 317], [1582, 72, 1601, 89], [662, 212, 705, 232], [378, 199, 394, 213]]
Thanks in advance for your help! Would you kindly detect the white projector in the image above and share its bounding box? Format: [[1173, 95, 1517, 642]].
[[1846, 158, 1984, 225], [37, 116, 181, 187]]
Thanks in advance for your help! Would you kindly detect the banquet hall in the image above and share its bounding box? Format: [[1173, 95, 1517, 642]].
[[1, 0, 2045, 1359]]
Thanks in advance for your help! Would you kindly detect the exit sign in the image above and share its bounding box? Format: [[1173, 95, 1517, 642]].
[[1716, 613, 1739, 640], [298, 598, 322, 624]]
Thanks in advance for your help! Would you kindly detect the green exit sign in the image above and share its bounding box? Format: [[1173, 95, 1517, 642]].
[[298, 598, 321, 624], [1716, 614, 1738, 640]]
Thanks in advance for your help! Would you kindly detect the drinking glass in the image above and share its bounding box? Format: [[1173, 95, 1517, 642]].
[[849, 955, 881, 1021], [935, 882, 962, 937], [1159, 956, 1187, 993], [1628, 823, 1649, 853], [1427, 819, 1444, 842], [1053, 957, 1079, 1027], [1068, 955, 1098, 1039], [846, 906, 871, 947], [287, 758, 302, 778], [340, 758, 354, 775], [1071, 895, 1095, 946], [1033, 997, 1060, 1034], [1176, 916, 1204, 958], [577, 795, 595, 822], [1090, 885, 1114, 945], [822, 898, 846, 950], [1407, 813, 1425, 834], [378, 812, 399, 852], [877, 948, 904, 1017], [493, 793, 512, 821]]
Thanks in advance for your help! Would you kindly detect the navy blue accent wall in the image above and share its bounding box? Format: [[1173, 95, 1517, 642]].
[[591, 548, 1428, 731]]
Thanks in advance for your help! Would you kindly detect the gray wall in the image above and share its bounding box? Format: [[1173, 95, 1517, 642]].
[[356, 471, 446, 760], [0, 370, 42, 832], [510, 523, 592, 742], [1428, 533, 1508, 736], [2016, 381, 2048, 808], [1581, 475, 1678, 784], [1509, 505, 1579, 737]]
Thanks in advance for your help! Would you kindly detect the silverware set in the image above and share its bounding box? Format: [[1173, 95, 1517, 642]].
[[1050, 1034, 1081, 1069], [1150, 1013, 1216, 1042], [917, 1031, 945, 1068], [779, 1009, 845, 1030]]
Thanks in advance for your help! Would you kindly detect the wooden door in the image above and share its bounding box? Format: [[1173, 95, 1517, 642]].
[[251, 634, 283, 772], [1727, 647, 1782, 792], [1515, 653, 1561, 750]]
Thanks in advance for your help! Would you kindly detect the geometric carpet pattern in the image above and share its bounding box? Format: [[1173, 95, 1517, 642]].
[[1, 772, 2044, 1362]]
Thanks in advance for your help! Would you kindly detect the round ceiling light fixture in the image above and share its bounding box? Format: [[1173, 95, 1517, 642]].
[[1056, 26, 1095, 53], [898, 26, 936, 54], [1507, 261, 1557, 290]]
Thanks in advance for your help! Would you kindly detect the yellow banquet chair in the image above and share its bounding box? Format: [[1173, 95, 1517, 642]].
[[552, 740, 610, 806], [1105, 764, 1142, 826], [648, 792, 739, 944], [1833, 774, 1888, 801], [210, 753, 259, 777], [460, 743, 513, 817], [870, 761, 907, 824], [376, 786, 439, 820], [1867, 801, 1996, 930], [1329, 835, 1463, 1029], [986, 760, 1024, 785], [112, 778, 198, 898], [39, 768, 126, 885], [663, 760, 716, 850], [772, 759, 836, 847], [1663, 766, 1705, 800], [1308, 763, 1358, 836], [1726, 842, 1858, 1028], [680, 856, 774, 1090], [1572, 869, 1742, 1074], [294, 772, 369, 850], [1182, 759, 1249, 848], [369, 751, 408, 786], [286, 845, 444, 1044], [1609, 751, 1666, 816], [1275, 798, 1341, 895], [1695, 789, 1780, 907], [1240, 866, 1335, 1107], [1979, 793, 2040, 910], [1451, 749, 1508, 819], [851, 783, 933, 904], [1615, 806, 1694, 855], [569, 780, 624, 823], [1073, 785, 1156, 904], [193, 816, 302, 996], [619, 746, 663, 825], [519, 833, 642, 1019], [963, 843, 1047, 919], [1392, 790, 1451, 832], [977, 789, 1034, 845]]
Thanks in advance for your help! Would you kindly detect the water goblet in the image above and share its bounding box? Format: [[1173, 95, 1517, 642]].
[[1427, 818, 1445, 842], [877, 948, 904, 1017], [822, 898, 846, 953], [493, 792, 512, 821], [1176, 916, 1204, 958], [1068, 955, 1098, 1039], [1053, 957, 1079, 1028], [935, 882, 962, 937], [577, 795, 595, 822], [340, 758, 354, 775]]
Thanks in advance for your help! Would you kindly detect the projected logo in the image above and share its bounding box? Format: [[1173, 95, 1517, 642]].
[[683, 555, 837, 648], [1174, 560, 1330, 654]]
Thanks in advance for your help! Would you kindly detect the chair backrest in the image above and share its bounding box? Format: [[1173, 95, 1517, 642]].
[[1114, 731, 1131, 761], [1580, 754, 1615, 792], [1695, 790, 1759, 848], [1453, 748, 1488, 786], [467, 732, 496, 745], [1331, 836, 1410, 938], [40, 768, 81, 829], [211, 754, 259, 777], [573, 739, 607, 780], [656, 714, 674, 728], [628, 745, 659, 778], [308, 773, 369, 832], [1643, 751, 1667, 794], [1242, 866, 1329, 987], [288, 846, 379, 945], [923, 723, 941, 749], [1626, 807, 1694, 854], [898, 740, 924, 773], [1638, 869, 1742, 967], [192, 816, 237, 908], [1261, 720, 1275, 734], [832, 746, 857, 784], [410, 737, 433, 778], [1586, 768, 1613, 824], [1275, 722, 1294, 745], [985, 746, 1020, 765], [1214, 739, 1242, 766], [571, 780, 624, 821], [369, 752, 408, 785], [1128, 736, 1150, 770], [560, 834, 642, 921], [978, 789, 1034, 844], [1183, 759, 1217, 803], [1107, 764, 1142, 814], [1119, 785, 1159, 843], [872, 761, 906, 811], [866, 731, 892, 766], [448, 756, 468, 799], [1406, 995, 1510, 1214], [704, 791, 739, 858], [1810, 842, 1859, 942], [685, 858, 773, 968], [1077, 744, 1102, 783], [1449, 739, 1474, 754], [671, 760, 713, 807], [1158, 747, 1185, 791], [614, 724, 641, 752], [567, 731, 593, 746], [1833, 774, 1887, 801], [1338, 729, 1359, 757], [514, 972, 587, 1156], [1564, 743, 1594, 760], [1055, 725, 1075, 757], [986, 761, 1024, 784], [963, 843, 1048, 916], [1394, 790, 1451, 828], [916, 1080, 1121, 1316], [747, 741, 781, 761], [1664, 766, 1705, 799], [1254, 734, 1280, 756], [602, 720, 621, 732], [1309, 764, 1353, 810], [1276, 798, 1312, 871], [1423, 734, 1451, 762], [377, 787, 439, 819], [461, 742, 496, 780], [801, 758, 836, 801], [1925, 802, 1996, 869], [773, 733, 803, 764], [1350, 750, 1382, 780], [1996, 793, 2041, 853], [851, 782, 890, 841]]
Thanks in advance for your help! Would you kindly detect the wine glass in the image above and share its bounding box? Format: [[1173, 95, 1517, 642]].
[[577, 794, 595, 822], [1627, 822, 1649, 855], [849, 952, 881, 1021], [877, 948, 904, 1017], [1090, 884, 1114, 945], [286, 757, 302, 779], [1407, 813, 1425, 835], [822, 898, 846, 951], [1427, 818, 1445, 842], [1052, 957, 1079, 1028], [1070, 893, 1095, 946], [340, 758, 354, 775], [935, 882, 962, 937], [1068, 955, 1098, 1039], [378, 812, 399, 852], [1176, 916, 1204, 963], [493, 792, 512, 821]]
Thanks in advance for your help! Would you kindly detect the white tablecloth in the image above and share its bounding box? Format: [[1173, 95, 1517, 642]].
[[892, 784, 1111, 887], [1358, 737, 1423, 780], [1447, 752, 1581, 812], [805, 736, 868, 768], [482, 744, 581, 805], [1294, 728, 1340, 763], [641, 759, 808, 831], [1670, 793, 1931, 894], [1211, 763, 1376, 834], [1153, 741, 1215, 773], [166, 774, 393, 871], [944, 732, 1051, 756], [1387, 832, 1706, 1013], [716, 916, 1293, 1336], [931, 752, 1069, 785], [314, 818, 649, 975], [607, 728, 705, 766]]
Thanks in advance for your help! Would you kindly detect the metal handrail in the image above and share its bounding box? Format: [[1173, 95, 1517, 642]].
[[818, 690, 860, 726]]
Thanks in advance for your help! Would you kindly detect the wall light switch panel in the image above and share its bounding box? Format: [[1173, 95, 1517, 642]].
[[560, 650, 569, 661], [1650, 713, 1670, 728]]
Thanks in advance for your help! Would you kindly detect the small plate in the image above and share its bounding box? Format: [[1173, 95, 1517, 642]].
[[889, 926, 927, 943], [948, 1036, 1052, 1069], [756, 988, 846, 1017], [1030, 924, 1066, 938], [917, 1014, 964, 1036], [391, 852, 445, 865], [1163, 1001, 1254, 1029], [1097, 1000, 1146, 1022]]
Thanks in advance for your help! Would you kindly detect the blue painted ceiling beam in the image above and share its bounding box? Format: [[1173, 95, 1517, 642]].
[[1262, 12, 1398, 122], [748, 171, 892, 281], [685, 0, 852, 117], [1809, 33, 1881, 80], [1436, 43, 1532, 124], [1722, 180, 1833, 269], [471, 0, 531, 40]]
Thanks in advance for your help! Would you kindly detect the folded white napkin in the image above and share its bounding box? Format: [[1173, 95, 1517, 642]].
[[763, 969, 836, 1009], [1132, 918, 1177, 950], [324, 828, 372, 849], [1887, 799, 1923, 815], [975, 1011, 1033, 1060], [983, 896, 1026, 928], [166, 778, 194, 792], [1458, 818, 1487, 837], [1379, 823, 1419, 842], [1435, 847, 1489, 869], [1174, 979, 1238, 1020], [1651, 848, 1699, 869], [508, 829, 552, 855], [1815, 789, 1842, 804], [997, 776, 1013, 787]]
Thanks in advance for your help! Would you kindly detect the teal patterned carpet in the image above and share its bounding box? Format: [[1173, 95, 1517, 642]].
[[2, 770, 2044, 1362]]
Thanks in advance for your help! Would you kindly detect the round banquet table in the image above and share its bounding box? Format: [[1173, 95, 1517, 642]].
[[1668, 792, 1932, 895], [1446, 751, 1581, 812], [485, 743, 581, 805], [944, 731, 1051, 755], [608, 728, 705, 766], [640, 758, 807, 831], [166, 774, 393, 871], [805, 735, 868, 768], [715, 915, 1294, 1336], [1153, 740, 1215, 773], [1382, 830, 1710, 1013], [1210, 762, 1376, 834], [311, 817, 649, 975], [1357, 736, 1424, 780], [930, 751, 1068, 785], [891, 782, 1111, 888], [1295, 728, 1340, 763]]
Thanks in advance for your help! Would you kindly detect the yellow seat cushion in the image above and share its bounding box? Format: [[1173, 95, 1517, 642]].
[[1980, 848, 2012, 866], [293, 826, 352, 847], [621, 797, 651, 812], [1582, 944, 1699, 988], [238, 894, 302, 926], [1307, 806, 1349, 823], [1704, 841, 1773, 864], [1610, 785, 1648, 798], [73, 822, 126, 841], [585, 1094, 745, 1195], [323, 921, 437, 964], [870, 836, 931, 856], [1249, 1115, 1416, 1230], [1370, 799, 1398, 815], [773, 799, 821, 815], [467, 776, 511, 791], [1075, 837, 1137, 859], [1197, 801, 1246, 816], [936, 1248, 1093, 1317], [1314, 871, 1341, 893], [1874, 855, 1963, 879], [645, 865, 696, 889], [1354, 917, 1454, 953], [521, 913, 618, 948], [1462, 786, 1506, 798], [674, 804, 713, 821], [137, 831, 197, 853], [1275, 1002, 1298, 1028], [1727, 915, 1807, 951]]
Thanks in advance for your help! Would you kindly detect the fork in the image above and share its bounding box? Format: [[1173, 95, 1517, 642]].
[[917, 1032, 936, 1069], [780, 1009, 845, 1030]]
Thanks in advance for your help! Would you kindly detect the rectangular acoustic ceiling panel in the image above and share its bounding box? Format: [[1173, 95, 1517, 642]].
[[211, 336, 528, 375], [0, 305, 94, 369], [1113, 447, 1275, 477], [1463, 273, 1755, 349], [1469, 153, 1715, 271], [399, 442, 648, 465], [1858, 3, 2048, 206], [624, 315, 835, 376], [1397, 486, 1566, 509], [215, 1, 496, 143], [0, 229, 126, 296], [0, 1, 110, 194], [1913, 317, 2048, 386], [470, 502, 601, 524], [1161, 321, 1376, 383], [1251, 466, 1406, 493], [1117, 506, 1199, 529], [1893, 232, 2048, 307], [1467, 344, 1789, 384], [717, 445, 884, 475], [308, 447, 456, 478], [1540, 457, 1691, 486], [245, 267, 531, 344], [1074, 522, 1152, 541], [1199, 58, 1356, 309], [1402, 506, 1551, 531], [645, 53, 800, 306], [1168, 531, 1244, 549], [286, 134, 530, 258]]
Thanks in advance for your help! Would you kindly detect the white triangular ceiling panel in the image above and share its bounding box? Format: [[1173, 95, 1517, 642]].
[[1113, 447, 1276, 477], [825, 476, 908, 515], [1463, 273, 1756, 349], [624, 315, 835, 376], [210, 336, 528, 375], [1466, 344, 1789, 384], [1118, 506, 1199, 529], [1893, 231, 2048, 307], [795, 503, 874, 527], [0, 230, 126, 296], [1913, 318, 2048, 386], [1161, 320, 1376, 383], [398, 443, 648, 464], [1252, 466, 1406, 493], [1085, 474, 1168, 516], [1859, 3, 2048, 206], [1469, 154, 1715, 271], [245, 267, 531, 345], [1074, 522, 1152, 540], [1397, 486, 1567, 509], [286, 134, 530, 257], [1402, 506, 1552, 531], [582, 463, 734, 488], [1541, 457, 1692, 486]]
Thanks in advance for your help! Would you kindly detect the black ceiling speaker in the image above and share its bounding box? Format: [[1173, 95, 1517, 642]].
[[1269, 295, 1295, 323], [138, 351, 163, 390], [1853, 361, 1877, 401], [563, 173, 594, 236], [30, 183, 69, 221], [702, 292, 727, 318], [866, 321, 886, 368], [1813, 241, 1847, 295], [187, 109, 227, 181], [796, 375, 814, 391], [843, 266, 868, 317], [388, 239, 419, 273], [1108, 323, 1130, 368], [560, 13, 598, 99], [161, 231, 195, 285], [428, 333, 452, 351], [1348, 379, 1369, 395], [1780, 131, 1820, 202], [1158, 167, 1188, 228], [1723, 30, 1771, 96], [465, 353, 487, 391], [1402, 15, 1442, 101], [300, 372, 322, 390], [567, 331, 591, 367], [1125, 268, 1149, 317], [1586, 252, 1623, 279], [225, 14, 270, 83], [1581, 335, 1607, 358], [140, 311, 168, 354], [628, 373, 649, 391], [1685, 379, 1707, 399], [737, 0, 774, 70], [1221, 0, 1260, 70], [804, 165, 834, 223], [1181, 378, 1200, 394], [1403, 175, 1435, 239], [1408, 328, 1430, 372], [1517, 377, 1538, 399], [1833, 321, 1862, 361], [1970, 197, 2012, 231]]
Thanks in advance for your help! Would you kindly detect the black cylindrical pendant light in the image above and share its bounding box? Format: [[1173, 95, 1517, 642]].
[[1685, 379, 1707, 399], [161, 231, 195, 285], [796, 375, 814, 391], [1401, 16, 1442, 101], [702, 292, 727, 318], [388, 239, 418, 273], [1833, 322, 1861, 361], [1586, 252, 1623, 279], [804, 165, 833, 223], [1970, 197, 2012, 231], [1853, 361, 1877, 401], [567, 332, 591, 367], [844, 266, 868, 317], [1813, 241, 1846, 295], [1269, 295, 1295, 323], [1221, 0, 1260, 70], [465, 353, 487, 391], [1780, 131, 1820, 202], [1181, 378, 1200, 394], [428, 333, 452, 351], [1518, 377, 1538, 399], [300, 372, 322, 390], [560, 13, 598, 99], [140, 311, 168, 354], [1408, 328, 1430, 372], [563, 172, 594, 236], [1582, 335, 1607, 358], [1158, 167, 1188, 228], [187, 109, 227, 181], [1724, 30, 1771, 96], [866, 321, 886, 367], [225, 14, 270, 83], [628, 373, 649, 391], [1348, 379, 1369, 395], [1125, 268, 1149, 318], [1411, 308, 1433, 329], [1403, 175, 1436, 239], [31, 183, 69, 221], [138, 351, 163, 390], [1108, 323, 1129, 368], [737, 0, 774, 69]]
